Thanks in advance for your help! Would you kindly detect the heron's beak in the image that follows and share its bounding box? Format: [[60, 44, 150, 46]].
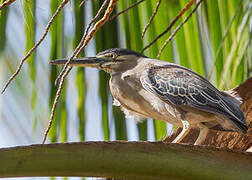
[[50, 57, 109, 68]]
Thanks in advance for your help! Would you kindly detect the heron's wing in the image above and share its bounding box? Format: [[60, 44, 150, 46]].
[[140, 64, 247, 132]]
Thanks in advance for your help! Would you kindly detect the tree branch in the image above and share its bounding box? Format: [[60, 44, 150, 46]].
[[157, 0, 203, 58], [0, 142, 251, 179], [141, 0, 197, 53], [0, 0, 16, 10], [1, 0, 70, 94], [109, 0, 146, 21], [141, 0, 162, 39], [42, 0, 118, 144]]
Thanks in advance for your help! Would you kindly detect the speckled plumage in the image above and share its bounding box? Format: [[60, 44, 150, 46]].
[[140, 64, 247, 133]]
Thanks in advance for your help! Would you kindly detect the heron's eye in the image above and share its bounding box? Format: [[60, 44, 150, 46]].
[[106, 53, 117, 59]]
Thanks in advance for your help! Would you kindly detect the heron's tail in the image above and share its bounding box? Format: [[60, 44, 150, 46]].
[[228, 115, 247, 133], [220, 91, 247, 133], [221, 77, 252, 133]]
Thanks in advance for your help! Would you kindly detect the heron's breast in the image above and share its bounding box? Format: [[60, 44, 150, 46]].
[[109, 75, 180, 125]]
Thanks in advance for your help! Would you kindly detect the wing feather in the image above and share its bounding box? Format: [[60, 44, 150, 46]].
[[140, 64, 247, 132]]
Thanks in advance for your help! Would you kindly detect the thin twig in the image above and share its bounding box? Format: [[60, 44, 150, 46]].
[[42, 0, 119, 144], [141, 0, 162, 39], [79, 0, 117, 50], [1, 0, 70, 94], [54, 0, 109, 85], [79, 0, 88, 7], [0, 0, 16, 10], [157, 0, 203, 58], [141, 0, 196, 53], [109, 0, 145, 21], [42, 66, 72, 144]]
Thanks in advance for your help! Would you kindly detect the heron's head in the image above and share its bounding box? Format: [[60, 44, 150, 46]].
[[50, 48, 147, 73]]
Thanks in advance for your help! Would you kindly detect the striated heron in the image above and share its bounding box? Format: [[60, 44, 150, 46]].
[[50, 48, 247, 145]]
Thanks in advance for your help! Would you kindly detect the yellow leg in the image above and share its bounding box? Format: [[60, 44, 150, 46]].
[[194, 126, 209, 145], [172, 119, 190, 143], [246, 146, 252, 152]]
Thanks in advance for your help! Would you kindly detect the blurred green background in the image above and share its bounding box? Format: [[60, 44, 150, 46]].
[[0, 0, 251, 179]]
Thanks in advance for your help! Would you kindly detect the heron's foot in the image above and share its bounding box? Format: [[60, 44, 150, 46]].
[[172, 120, 190, 143], [246, 146, 252, 152], [172, 128, 190, 143], [194, 126, 209, 145]]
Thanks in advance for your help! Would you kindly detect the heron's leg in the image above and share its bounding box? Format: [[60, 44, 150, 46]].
[[246, 146, 252, 152], [194, 125, 209, 145], [172, 119, 190, 143]]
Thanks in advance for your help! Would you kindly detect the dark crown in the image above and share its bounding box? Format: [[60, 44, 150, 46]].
[[97, 48, 147, 57]]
